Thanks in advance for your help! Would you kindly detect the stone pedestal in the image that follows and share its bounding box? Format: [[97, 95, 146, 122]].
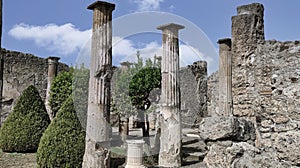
[[45, 56, 60, 120], [157, 23, 184, 167], [218, 38, 232, 116], [125, 140, 146, 168], [83, 1, 115, 168]]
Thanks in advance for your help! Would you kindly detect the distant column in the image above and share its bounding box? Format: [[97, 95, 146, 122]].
[[157, 23, 184, 167], [83, 1, 115, 168], [45, 56, 60, 120], [218, 38, 232, 116]]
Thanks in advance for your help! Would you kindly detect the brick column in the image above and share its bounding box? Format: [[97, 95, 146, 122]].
[[83, 1, 115, 168], [231, 3, 264, 117], [157, 23, 184, 167]]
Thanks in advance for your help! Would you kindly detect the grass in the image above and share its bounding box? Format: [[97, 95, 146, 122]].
[[0, 149, 37, 168]]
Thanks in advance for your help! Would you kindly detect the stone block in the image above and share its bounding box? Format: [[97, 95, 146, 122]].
[[199, 116, 255, 141], [199, 116, 239, 141]]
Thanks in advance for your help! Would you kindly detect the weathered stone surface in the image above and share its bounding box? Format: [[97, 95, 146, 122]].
[[203, 144, 230, 168], [207, 71, 219, 116], [274, 131, 300, 165], [204, 142, 292, 168], [199, 116, 255, 141], [183, 61, 208, 125], [180, 62, 207, 126], [199, 116, 238, 141]]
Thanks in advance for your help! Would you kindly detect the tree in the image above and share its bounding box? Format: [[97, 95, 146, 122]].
[[0, 85, 50, 152], [129, 67, 161, 144], [49, 69, 73, 118], [37, 96, 86, 168]]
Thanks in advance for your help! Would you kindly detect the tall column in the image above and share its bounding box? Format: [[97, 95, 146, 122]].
[[231, 3, 264, 117], [45, 56, 60, 120], [83, 1, 115, 168], [218, 38, 232, 116], [157, 23, 184, 167]]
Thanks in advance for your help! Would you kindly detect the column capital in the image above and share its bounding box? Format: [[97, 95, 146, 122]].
[[157, 23, 184, 31], [217, 38, 231, 45], [47, 56, 60, 64], [87, 1, 115, 12]]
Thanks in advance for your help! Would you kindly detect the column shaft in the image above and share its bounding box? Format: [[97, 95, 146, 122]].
[[157, 23, 184, 168], [45, 56, 60, 120], [83, 1, 115, 168], [218, 38, 232, 116]]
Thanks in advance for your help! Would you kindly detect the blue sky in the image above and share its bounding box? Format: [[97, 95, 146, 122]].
[[3, 0, 300, 74]]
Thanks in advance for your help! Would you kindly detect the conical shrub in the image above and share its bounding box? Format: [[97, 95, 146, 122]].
[[37, 96, 86, 168], [0, 85, 50, 152]]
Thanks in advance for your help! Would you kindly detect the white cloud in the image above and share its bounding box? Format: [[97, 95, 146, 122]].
[[8, 23, 210, 68], [133, 0, 164, 11], [8, 23, 91, 56], [120, 41, 161, 63]]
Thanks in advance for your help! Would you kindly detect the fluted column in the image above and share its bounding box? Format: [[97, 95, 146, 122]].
[[83, 1, 115, 168], [218, 38, 232, 116], [45, 56, 60, 120], [157, 23, 184, 167]]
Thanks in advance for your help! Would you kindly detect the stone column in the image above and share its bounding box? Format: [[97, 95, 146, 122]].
[[125, 140, 146, 168], [120, 61, 131, 73], [231, 3, 264, 117], [218, 38, 232, 116], [45, 56, 60, 120], [157, 23, 184, 167], [83, 1, 115, 168]]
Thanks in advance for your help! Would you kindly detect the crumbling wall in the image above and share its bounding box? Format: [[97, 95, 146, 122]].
[[201, 3, 300, 167], [180, 61, 207, 127], [254, 40, 300, 165], [1, 49, 69, 123], [207, 71, 218, 116]]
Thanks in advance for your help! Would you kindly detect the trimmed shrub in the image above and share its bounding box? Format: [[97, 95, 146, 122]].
[[37, 96, 86, 168], [49, 70, 73, 118], [0, 85, 50, 152]]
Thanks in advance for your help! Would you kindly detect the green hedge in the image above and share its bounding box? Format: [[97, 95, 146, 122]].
[[49, 70, 73, 118], [0, 85, 50, 152], [37, 96, 86, 168]]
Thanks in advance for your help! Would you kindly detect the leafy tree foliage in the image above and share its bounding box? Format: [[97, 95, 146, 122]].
[[0, 85, 50, 152], [37, 96, 86, 168], [49, 69, 73, 117], [129, 67, 161, 110]]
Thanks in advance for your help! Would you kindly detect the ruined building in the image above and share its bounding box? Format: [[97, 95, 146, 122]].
[[0, 49, 68, 124], [201, 3, 300, 167]]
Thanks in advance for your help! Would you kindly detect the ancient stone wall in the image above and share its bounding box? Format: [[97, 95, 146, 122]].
[[207, 71, 218, 116], [1, 49, 69, 123], [202, 3, 300, 167], [180, 61, 207, 126], [254, 40, 300, 165]]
